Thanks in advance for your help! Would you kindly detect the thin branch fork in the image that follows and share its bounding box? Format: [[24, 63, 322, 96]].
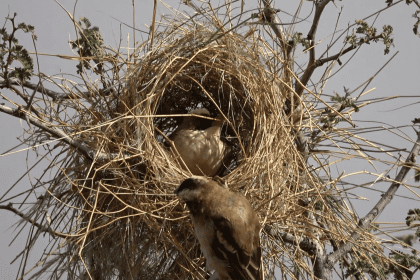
[[325, 129, 420, 270], [1, 81, 42, 119], [295, 0, 332, 97], [296, 4, 392, 97], [317, 34, 385, 67], [264, 224, 318, 255], [265, 224, 331, 279], [261, 0, 288, 54]]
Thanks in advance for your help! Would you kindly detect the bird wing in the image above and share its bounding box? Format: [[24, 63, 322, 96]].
[[176, 177, 262, 279], [208, 194, 262, 280]]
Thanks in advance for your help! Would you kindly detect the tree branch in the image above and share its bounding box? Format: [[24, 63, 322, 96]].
[[265, 224, 332, 279], [260, 0, 314, 160], [1, 81, 42, 119], [325, 128, 420, 270], [0, 203, 67, 238], [0, 104, 121, 161], [411, 0, 420, 9], [261, 0, 288, 53], [264, 224, 317, 255], [317, 34, 384, 66], [0, 77, 83, 100], [0, 77, 116, 100], [295, 0, 332, 96]]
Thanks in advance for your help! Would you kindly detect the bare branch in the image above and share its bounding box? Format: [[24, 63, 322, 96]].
[[0, 203, 67, 238], [1, 81, 42, 119], [0, 77, 81, 100], [265, 224, 332, 279], [296, 0, 332, 96], [307, 0, 332, 42], [326, 129, 420, 270], [318, 34, 384, 66], [265, 224, 317, 255], [0, 104, 121, 161], [411, 0, 420, 9], [261, 0, 288, 53], [0, 77, 116, 100]]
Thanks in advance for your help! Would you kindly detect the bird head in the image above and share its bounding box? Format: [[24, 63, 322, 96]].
[[212, 113, 226, 128], [189, 108, 210, 116], [181, 108, 212, 131], [174, 176, 210, 202]]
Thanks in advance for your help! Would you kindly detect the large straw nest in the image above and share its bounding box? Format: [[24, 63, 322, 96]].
[[46, 12, 389, 280]]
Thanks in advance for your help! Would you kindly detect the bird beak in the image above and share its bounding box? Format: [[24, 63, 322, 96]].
[[213, 114, 225, 126], [174, 186, 180, 195]]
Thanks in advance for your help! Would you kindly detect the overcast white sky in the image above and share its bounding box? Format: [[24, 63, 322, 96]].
[[0, 0, 419, 279]]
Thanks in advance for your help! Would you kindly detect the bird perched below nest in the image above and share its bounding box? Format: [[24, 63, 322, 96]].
[[165, 108, 231, 177], [175, 176, 262, 280]]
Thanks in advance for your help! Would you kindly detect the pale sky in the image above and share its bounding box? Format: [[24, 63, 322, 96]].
[[0, 0, 419, 279]]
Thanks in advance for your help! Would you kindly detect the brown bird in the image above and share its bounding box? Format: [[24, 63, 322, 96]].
[[167, 108, 230, 177], [174, 176, 262, 280]]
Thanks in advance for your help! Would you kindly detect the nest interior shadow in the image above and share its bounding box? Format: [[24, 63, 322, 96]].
[[153, 61, 255, 176]]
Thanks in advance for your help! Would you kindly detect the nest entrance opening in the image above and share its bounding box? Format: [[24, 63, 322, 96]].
[[152, 66, 255, 176]]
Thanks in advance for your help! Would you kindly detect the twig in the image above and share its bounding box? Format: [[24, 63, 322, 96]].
[[265, 224, 331, 279], [0, 203, 67, 238], [411, 0, 420, 9], [0, 77, 116, 100], [318, 34, 384, 66], [261, 0, 288, 53], [326, 129, 420, 270], [264, 224, 317, 255], [0, 104, 119, 161], [295, 0, 332, 96]]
